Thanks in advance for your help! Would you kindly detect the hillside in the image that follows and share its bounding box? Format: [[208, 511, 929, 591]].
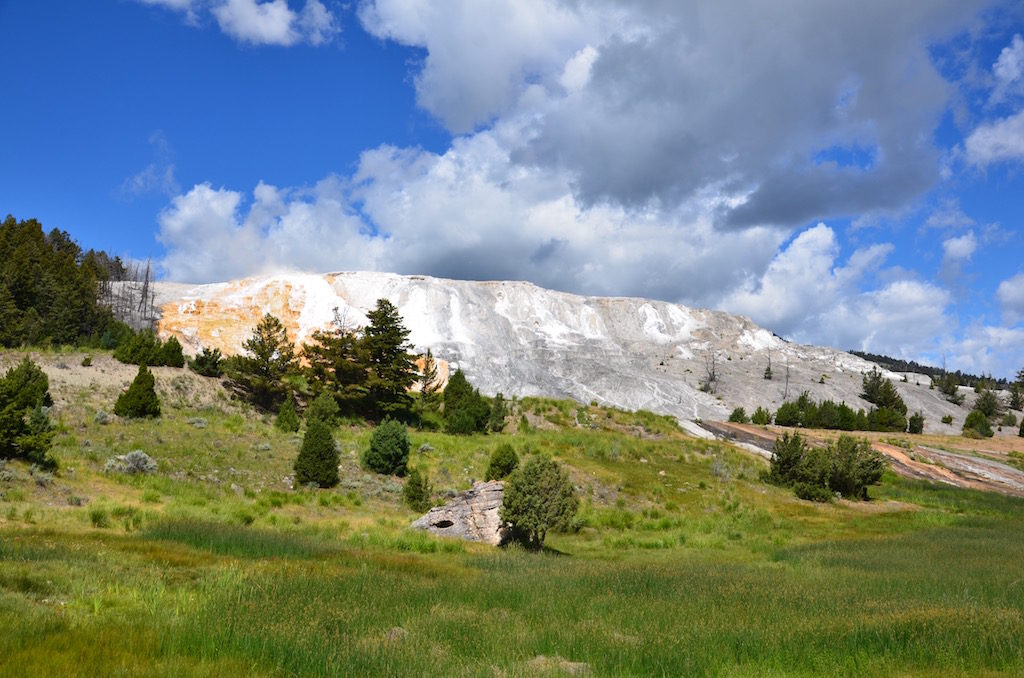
[[3, 348, 1024, 675], [148, 271, 989, 434]]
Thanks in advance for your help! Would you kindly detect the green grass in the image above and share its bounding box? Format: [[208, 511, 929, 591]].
[[4, 350, 1024, 674]]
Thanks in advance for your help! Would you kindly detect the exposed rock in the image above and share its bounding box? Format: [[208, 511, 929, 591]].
[[411, 480, 511, 545], [148, 271, 972, 431], [104, 450, 158, 475]]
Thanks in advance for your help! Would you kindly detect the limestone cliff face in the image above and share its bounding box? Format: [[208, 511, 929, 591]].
[[151, 271, 966, 429]]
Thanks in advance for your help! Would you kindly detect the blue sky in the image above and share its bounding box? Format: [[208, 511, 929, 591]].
[[1, 1, 1023, 378]]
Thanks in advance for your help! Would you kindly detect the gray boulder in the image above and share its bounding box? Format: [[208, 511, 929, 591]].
[[411, 480, 511, 546], [104, 450, 158, 475]]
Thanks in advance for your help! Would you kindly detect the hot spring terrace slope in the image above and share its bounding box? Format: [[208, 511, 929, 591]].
[[151, 271, 970, 430]]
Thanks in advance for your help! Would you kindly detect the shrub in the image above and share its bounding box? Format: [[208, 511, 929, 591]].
[[275, 393, 300, 433], [114, 365, 161, 418], [486, 443, 519, 480], [403, 467, 432, 512], [81, 355, 92, 367], [362, 418, 410, 476], [866, 407, 906, 433], [861, 367, 907, 414], [935, 373, 965, 405], [963, 410, 994, 438], [774, 402, 801, 427], [1002, 412, 1018, 427], [908, 411, 925, 434], [766, 432, 807, 486], [443, 370, 490, 434], [751, 406, 772, 425], [306, 391, 340, 428], [294, 419, 339, 488], [941, 414, 953, 425], [188, 347, 223, 377], [765, 432, 886, 501], [728, 407, 749, 424], [500, 456, 578, 549], [973, 390, 1002, 419], [159, 336, 185, 368], [489, 392, 507, 432], [1019, 418, 1023, 438]]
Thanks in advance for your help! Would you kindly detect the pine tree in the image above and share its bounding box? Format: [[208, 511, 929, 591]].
[[419, 349, 440, 411], [362, 418, 410, 476], [403, 467, 432, 512], [306, 391, 340, 428], [294, 419, 339, 488], [226, 314, 297, 412], [302, 326, 369, 416], [488, 392, 507, 432], [275, 393, 300, 432], [114, 365, 161, 418], [362, 299, 416, 420], [500, 456, 578, 549], [0, 358, 56, 468]]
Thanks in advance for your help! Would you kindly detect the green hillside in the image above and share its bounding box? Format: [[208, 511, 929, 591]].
[[3, 349, 1024, 676]]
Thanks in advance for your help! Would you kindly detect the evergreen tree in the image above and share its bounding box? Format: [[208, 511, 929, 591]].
[[159, 336, 185, 368], [188, 347, 224, 377], [0, 358, 57, 468], [963, 410, 994, 438], [908, 411, 925, 434], [306, 391, 340, 428], [500, 456, 578, 549], [362, 299, 416, 420], [751, 406, 772, 425], [973, 389, 1002, 419], [403, 467, 432, 512], [362, 418, 410, 476], [226, 314, 297, 412], [486, 443, 519, 480], [294, 419, 339, 488], [302, 325, 369, 416], [443, 369, 490, 434], [488, 392, 507, 432], [114, 365, 161, 418], [418, 348, 440, 412], [275, 393, 300, 433], [861, 367, 907, 414], [1009, 384, 1023, 412]]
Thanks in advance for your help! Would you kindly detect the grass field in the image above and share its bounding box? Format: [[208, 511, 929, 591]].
[[2, 350, 1024, 676]]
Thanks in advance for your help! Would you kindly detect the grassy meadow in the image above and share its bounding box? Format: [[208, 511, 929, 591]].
[[2, 350, 1024, 676]]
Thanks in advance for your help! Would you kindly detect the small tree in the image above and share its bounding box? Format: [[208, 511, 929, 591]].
[[275, 393, 300, 433], [294, 419, 339, 488], [306, 391, 340, 428], [766, 432, 807, 486], [963, 410, 994, 438], [500, 456, 578, 549], [728, 407, 749, 424], [159, 336, 185, 368], [226, 314, 297, 412], [403, 467, 432, 512], [486, 443, 519, 480], [908, 411, 925, 434], [488, 392, 507, 433], [1009, 384, 1023, 412], [114, 365, 161, 419], [973, 389, 1002, 419], [751, 406, 772, 426], [188, 346, 223, 377], [362, 298, 417, 420], [362, 418, 410, 476], [443, 369, 489, 434], [1019, 418, 1023, 438]]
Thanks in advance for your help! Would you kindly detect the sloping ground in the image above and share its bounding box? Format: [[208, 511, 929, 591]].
[[144, 271, 991, 432], [701, 421, 1024, 497]]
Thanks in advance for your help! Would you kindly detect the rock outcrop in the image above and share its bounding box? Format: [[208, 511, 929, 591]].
[[410, 480, 511, 545], [146, 270, 978, 431]]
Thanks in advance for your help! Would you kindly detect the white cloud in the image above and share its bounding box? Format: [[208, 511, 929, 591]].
[[925, 198, 975, 230], [948, 324, 1024, 377], [997, 272, 1024, 324], [964, 108, 1024, 166], [942, 230, 977, 261], [139, 0, 338, 46], [120, 132, 179, 199], [991, 33, 1024, 104]]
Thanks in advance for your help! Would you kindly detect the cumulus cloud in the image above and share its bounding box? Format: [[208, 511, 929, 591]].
[[997, 272, 1024, 324], [718, 223, 948, 356], [991, 33, 1024, 104], [139, 0, 338, 46], [359, 0, 989, 224], [965, 108, 1024, 165], [942, 231, 977, 261]]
